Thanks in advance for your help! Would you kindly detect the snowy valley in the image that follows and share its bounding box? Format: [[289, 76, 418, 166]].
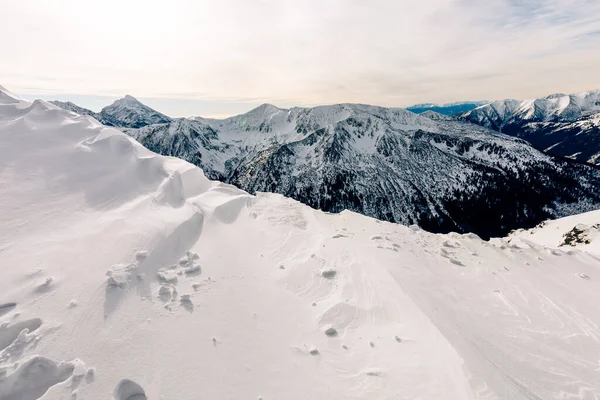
[[2, 86, 600, 399]]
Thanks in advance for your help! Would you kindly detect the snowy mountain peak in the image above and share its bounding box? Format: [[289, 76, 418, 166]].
[[242, 103, 284, 119], [254, 103, 281, 112], [107, 94, 145, 109], [545, 92, 567, 99], [461, 89, 600, 165], [464, 89, 600, 125], [419, 110, 455, 121], [99, 95, 171, 129]]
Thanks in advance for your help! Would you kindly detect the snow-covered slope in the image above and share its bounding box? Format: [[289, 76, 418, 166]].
[[126, 102, 600, 239], [511, 209, 600, 256], [461, 90, 600, 164], [2, 86, 600, 399], [99, 95, 171, 129], [419, 110, 456, 121]]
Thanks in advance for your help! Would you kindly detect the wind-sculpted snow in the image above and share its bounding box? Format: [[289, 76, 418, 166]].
[[125, 102, 600, 239], [2, 86, 600, 399]]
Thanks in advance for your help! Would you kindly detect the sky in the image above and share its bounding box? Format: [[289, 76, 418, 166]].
[[2, 0, 600, 118]]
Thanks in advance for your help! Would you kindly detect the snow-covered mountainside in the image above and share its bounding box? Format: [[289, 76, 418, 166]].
[[511, 209, 600, 256], [407, 101, 487, 115], [123, 102, 600, 239], [99, 95, 171, 129], [461, 90, 600, 164], [419, 110, 455, 121], [2, 85, 600, 399]]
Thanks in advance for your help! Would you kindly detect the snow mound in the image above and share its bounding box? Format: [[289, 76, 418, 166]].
[[1, 86, 600, 399]]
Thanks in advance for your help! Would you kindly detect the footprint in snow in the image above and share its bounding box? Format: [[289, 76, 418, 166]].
[[324, 326, 338, 337], [158, 284, 176, 302], [114, 379, 147, 400], [34, 277, 55, 293], [180, 294, 194, 313], [321, 269, 337, 279]]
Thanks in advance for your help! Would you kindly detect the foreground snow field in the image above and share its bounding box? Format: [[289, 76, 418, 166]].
[[1, 86, 599, 399]]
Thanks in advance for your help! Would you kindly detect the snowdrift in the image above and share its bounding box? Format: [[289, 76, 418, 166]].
[[1, 87, 600, 399]]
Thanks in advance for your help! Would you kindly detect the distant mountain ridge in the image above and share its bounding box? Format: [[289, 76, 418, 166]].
[[49, 100, 100, 119], [51, 95, 171, 129], [460, 90, 600, 164], [407, 101, 488, 116], [99, 95, 171, 128]]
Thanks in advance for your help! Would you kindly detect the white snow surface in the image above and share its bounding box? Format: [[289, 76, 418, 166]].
[[1, 88, 600, 399]]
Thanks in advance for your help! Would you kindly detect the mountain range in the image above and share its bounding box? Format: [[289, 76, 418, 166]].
[[458, 90, 600, 165], [49, 92, 600, 239], [406, 101, 488, 115]]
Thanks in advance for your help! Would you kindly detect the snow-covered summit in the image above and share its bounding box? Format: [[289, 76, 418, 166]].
[[463, 90, 600, 127], [419, 110, 455, 121], [98, 95, 171, 129], [2, 85, 600, 399], [461, 89, 600, 164]]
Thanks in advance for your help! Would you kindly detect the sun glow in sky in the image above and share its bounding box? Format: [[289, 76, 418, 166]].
[[2, 0, 600, 117]]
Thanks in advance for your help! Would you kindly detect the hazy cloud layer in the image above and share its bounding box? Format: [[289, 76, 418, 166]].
[[2, 0, 599, 116]]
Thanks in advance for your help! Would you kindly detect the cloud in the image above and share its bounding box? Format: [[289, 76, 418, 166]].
[[1, 0, 599, 115]]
